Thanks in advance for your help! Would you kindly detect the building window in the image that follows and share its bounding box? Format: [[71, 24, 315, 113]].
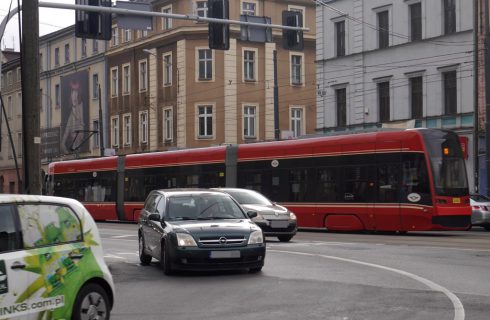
[[198, 105, 213, 138], [291, 54, 302, 85], [124, 29, 131, 42], [163, 53, 172, 86], [17, 93, 21, 116], [139, 111, 148, 144], [410, 3, 422, 41], [39, 53, 43, 71], [162, 5, 172, 30], [243, 105, 256, 138], [64, 44, 70, 63], [290, 107, 304, 138], [123, 114, 132, 146], [81, 38, 87, 57], [7, 96, 12, 119], [7, 71, 12, 86], [93, 39, 98, 53], [444, 0, 456, 34], [378, 81, 390, 122], [16, 67, 21, 83], [123, 64, 130, 94], [54, 47, 60, 66], [242, 2, 257, 16], [111, 116, 119, 147], [139, 60, 148, 91], [443, 70, 457, 115], [163, 107, 173, 141], [111, 27, 119, 46], [55, 84, 60, 108], [243, 50, 256, 81], [198, 49, 213, 80], [17, 132, 22, 157], [142, 30, 148, 37], [93, 120, 99, 149], [336, 88, 347, 127], [410, 76, 423, 118], [196, 1, 208, 17], [377, 10, 389, 49], [335, 20, 345, 57], [111, 67, 118, 97], [92, 73, 99, 99]]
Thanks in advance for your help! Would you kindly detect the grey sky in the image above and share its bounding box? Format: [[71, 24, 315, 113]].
[[0, 0, 75, 51]]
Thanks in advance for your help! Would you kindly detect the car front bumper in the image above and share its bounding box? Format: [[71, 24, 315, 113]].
[[255, 220, 298, 237], [472, 210, 490, 226], [168, 245, 266, 271]]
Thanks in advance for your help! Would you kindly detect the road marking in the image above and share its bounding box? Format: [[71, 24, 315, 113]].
[[104, 254, 126, 260], [115, 252, 139, 255], [112, 235, 136, 238], [270, 249, 465, 320]]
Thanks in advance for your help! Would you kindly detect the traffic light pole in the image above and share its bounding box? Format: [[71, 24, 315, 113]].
[[21, 0, 41, 194]]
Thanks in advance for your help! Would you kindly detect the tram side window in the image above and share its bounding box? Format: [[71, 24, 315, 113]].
[[270, 170, 289, 202], [240, 172, 264, 193], [377, 164, 400, 203], [318, 167, 340, 202], [343, 166, 375, 202], [54, 172, 116, 202], [401, 154, 431, 203]]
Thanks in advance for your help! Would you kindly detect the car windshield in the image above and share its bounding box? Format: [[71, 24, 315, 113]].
[[223, 190, 272, 206], [166, 194, 246, 221], [471, 194, 490, 202]]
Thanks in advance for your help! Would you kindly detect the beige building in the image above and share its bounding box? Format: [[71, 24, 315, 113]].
[[0, 50, 22, 193], [107, 0, 316, 154]]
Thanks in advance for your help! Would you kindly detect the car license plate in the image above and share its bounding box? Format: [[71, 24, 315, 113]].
[[270, 220, 288, 228], [209, 251, 240, 259], [453, 198, 461, 204]]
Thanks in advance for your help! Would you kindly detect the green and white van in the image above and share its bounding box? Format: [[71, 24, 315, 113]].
[[0, 195, 114, 320]]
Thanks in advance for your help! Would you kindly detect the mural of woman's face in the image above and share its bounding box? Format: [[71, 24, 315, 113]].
[[71, 88, 79, 106]]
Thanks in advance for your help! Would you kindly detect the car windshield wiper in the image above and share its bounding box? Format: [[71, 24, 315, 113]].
[[172, 217, 197, 221], [198, 202, 219, 216]]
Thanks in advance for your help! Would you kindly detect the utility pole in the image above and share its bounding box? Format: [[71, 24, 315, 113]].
[[98, 84, 105, 157], [21, 0, 41, 194], [273, 50, 279, 140]]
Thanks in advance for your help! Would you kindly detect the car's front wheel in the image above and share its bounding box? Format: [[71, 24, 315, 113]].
[[139, 234, 152, 265], [160, 241, 174, 275], [72, 283, 110, 320], [277, 235, 293, 242]]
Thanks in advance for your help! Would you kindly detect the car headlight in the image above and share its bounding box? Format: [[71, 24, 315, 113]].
[[176, 233, 197, 247], [289, 212, 297, 220], [248, 230, 264, 244]]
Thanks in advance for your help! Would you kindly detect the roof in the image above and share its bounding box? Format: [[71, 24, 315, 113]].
[[0, 194, 85, 209], [153, 189, 228, 196]]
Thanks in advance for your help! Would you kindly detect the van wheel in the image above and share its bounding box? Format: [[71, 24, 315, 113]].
[[161, 242, 174, 275], [72, 283, 110, 320], [139, 235, 152, 265]]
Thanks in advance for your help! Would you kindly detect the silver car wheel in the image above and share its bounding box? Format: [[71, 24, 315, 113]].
[[80, 291, 108, 320]]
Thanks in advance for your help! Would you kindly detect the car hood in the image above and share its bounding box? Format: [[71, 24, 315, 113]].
[[470, 200, 490, 206], [171, 219, 260, 236], [241, 204, 289, 217]]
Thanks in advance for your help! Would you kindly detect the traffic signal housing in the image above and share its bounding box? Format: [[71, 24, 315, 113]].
[[75, 0, 112, 40], [282, 10, 304, 51], [208, 0, 230, 50]]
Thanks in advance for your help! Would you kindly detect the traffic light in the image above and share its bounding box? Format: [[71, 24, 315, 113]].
[[282, 11, 304, 51], [75, 0, 112, 40], [208, 0, 230, 50]]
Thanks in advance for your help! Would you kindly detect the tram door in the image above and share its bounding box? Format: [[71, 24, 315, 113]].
[[375, 141, 402, 231]]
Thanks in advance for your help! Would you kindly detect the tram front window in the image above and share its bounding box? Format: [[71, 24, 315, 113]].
[[422, 130, 468, 197]]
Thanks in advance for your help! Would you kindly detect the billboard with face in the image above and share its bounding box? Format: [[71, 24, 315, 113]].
[[60, 70, 89, 154]]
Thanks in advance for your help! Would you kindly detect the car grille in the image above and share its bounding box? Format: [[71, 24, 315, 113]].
[[198, 236, 247, 247]]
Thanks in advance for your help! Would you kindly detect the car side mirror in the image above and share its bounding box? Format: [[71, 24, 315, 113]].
[[247, 211, 258, 219], [148, 213, 161, 221]]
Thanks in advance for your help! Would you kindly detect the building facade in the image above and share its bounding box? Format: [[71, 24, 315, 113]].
[[107, 0, 316, 154], [0, 50, 22, 193], [316, 0, 476, 190]]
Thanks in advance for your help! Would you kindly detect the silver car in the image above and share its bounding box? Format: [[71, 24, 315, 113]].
[[470, 194, 490, 231], [215, 188, 298, 242]]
